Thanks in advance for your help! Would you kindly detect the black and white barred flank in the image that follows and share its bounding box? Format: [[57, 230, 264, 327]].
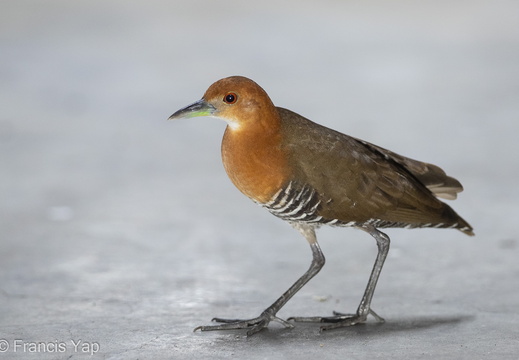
[[259, 181, 469, 232], [262, 181, 324, 223]]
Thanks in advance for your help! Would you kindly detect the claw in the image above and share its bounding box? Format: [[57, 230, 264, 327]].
[[368, 309, 385, 323], [288, 307, 385, 331], [193, 311, 293, 335], [270, 316, 294, 328]]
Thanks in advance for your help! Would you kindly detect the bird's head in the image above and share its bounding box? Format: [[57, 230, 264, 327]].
[[168, 76, 278, 132]]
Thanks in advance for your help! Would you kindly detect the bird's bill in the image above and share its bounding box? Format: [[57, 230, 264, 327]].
[[168, 99, 216, 120]]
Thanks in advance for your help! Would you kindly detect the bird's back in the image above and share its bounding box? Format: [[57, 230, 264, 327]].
[[276, 107, 473, 235]]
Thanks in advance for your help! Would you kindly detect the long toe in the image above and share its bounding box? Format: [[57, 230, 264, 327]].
[[320, 314, 368, 331], [290, 307, 384, 325], [288, 310, 359, 324], [194, 312, 292, 335], [319, 310, 386, 331], [194, 317, 264, 332], [331, 309, 384, 322], [211, 317, 245, 324], [287, 315, 333, 323]]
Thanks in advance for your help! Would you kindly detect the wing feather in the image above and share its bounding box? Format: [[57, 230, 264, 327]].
[[355, 140, 463, 200]]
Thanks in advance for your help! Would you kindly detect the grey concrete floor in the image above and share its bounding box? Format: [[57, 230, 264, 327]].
[[1, 0, 518, 359]]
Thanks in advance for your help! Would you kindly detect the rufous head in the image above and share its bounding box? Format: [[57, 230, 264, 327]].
[[169, 76, 278, 131]]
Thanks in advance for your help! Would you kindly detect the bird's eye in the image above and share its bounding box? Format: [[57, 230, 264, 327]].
[[223, 93, 238, 104]]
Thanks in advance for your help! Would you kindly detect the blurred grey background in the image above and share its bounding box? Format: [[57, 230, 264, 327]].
[[1, 1, 518, 359]]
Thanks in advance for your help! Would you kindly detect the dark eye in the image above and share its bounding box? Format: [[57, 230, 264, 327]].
[[223, 92, 238, 104]]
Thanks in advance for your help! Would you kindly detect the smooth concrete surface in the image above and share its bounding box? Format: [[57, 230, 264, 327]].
[[1, 1, 518, 359]]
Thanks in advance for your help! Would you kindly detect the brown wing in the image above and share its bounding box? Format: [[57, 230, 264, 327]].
[[354, 140, 463, 200], [277, 107, 472, 232]]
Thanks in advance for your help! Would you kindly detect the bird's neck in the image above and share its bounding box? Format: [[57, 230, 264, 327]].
[[221, 119, 289, 204]]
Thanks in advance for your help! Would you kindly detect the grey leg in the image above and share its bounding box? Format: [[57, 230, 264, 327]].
[[289, 225, 390, 331], [194, 224, 325, 336]]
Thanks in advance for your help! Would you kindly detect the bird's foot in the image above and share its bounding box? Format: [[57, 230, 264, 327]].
[[288, 308, 384, 332], [194, 310, 293, 336]]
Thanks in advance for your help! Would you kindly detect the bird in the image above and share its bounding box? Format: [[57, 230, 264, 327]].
[[168, 76, 473, 336]]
